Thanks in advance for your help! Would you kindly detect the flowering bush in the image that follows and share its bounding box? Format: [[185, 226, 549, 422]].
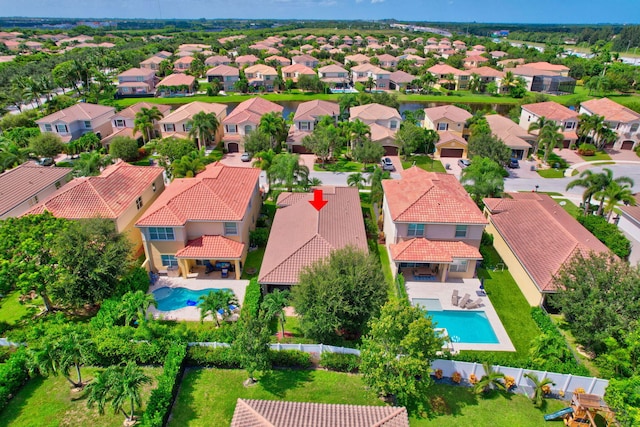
[[434, 369, 443, 380], [469, 374, 478, 385], [574, 387, 586, 394], [504, 375, 516, 390], [558, 390, 565, 397], [542, 384, 552, 395], [452, 372, 462, 384]]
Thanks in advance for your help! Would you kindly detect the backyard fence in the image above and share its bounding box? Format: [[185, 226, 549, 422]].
[[188, 342, 609, 398]]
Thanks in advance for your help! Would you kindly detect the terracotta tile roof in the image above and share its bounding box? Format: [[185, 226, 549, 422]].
[[265, 55, 290, 65], [204, 55, 231, 66], [435, 130, 467, 147], [0, 162, 72, 217], [486, 114, 534, 149], [345, 53, 370, 63], [235, 54, 259, 64], [382, 167, 486, 224], [175, 235, 244, 259], [390, 238, 482, 262], [157, 74, 196, 87], [25, 162, 163, 219], [370, 123, 397, 142], [376, 53, 397, 62], [259, 187, 367, 285], [223, 97, 283, 126], [389, 70, 415, 83], [116, 102, 171, 120], [118, 67, 155, 78], [136, 162, 260, 227], [351, 63, 387, 75], [350, 103, 401, 122], [141, 56, 164, 65], [318, 64, 348, 73], [470, 66, 504, 78], [291, 54, 317, 63], [522, 61, 570, 72], [506, 66, 558, 77], [206, 64, 239, 77], [427, 64, 469, 76], [484, 193, 610, 292], [465, 55, 489, 62], [36, 103, 115, 124], [231, 399, 409, 427], [173, 56, 194, 65], [424, 105, 472, 124], [282, 63, 315, 75], [521, 101, 578, 122], [580, 98, 640, 123], [620, 193, 640, 224], [293, 100, 339, 122], [101, 127, 141, 145], [159, 101, 226, 125], [244, 64, 278, 76]]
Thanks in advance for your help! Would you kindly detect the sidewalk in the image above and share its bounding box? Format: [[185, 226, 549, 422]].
[[565, 160, 640, 177]]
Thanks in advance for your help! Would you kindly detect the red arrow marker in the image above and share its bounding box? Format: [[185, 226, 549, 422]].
[[308, 189, 328, 211]]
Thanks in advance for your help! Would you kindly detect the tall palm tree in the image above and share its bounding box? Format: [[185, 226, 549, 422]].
[[262, 289, 290, 339], [538, 122, 565, 164], [350, 119, 371, 151], [259, 112, 287, 150], [500, 71, 517, 93], [134, 106, 164, 143], [188, 111, 220, 150], [597, 181, 636, 221], [420, 72, 437, 93], [347, 172, 369, 189], [87, 362, 152, 423], [566, 169, 604, 215], [73, 151, 107, 177], [252, 148, 277, 185], [527, 116, 553, 155], [121, 290, 157, 326], [468, 73, 482, 93], [474, 362, 506, 395], [365, 76, 375, 92], [269, 153, 310, 192], [524, 372, 555, 408], [592, 168, 634, 216], [198, 289, 239, 326]]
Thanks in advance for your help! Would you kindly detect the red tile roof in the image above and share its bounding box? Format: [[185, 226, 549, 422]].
[[25, 161, 163, 219], [521, 101, 578, 122], [350, 103, 401, 122], [136, 162, 260, 227], [175, 235, 244, 259], [259, 187, 367, 285], [0, 162, 72, 217], [223, 97, 283, 126], [620, 193, 640, 224], [231, 399, 409, 427], [580, 97, 640, 123], [390, 238, 481, 262], [427, 64, 470, 76], [157, 74, 196, 87], [382, 167, 486, 224], [115, 102, 171, 120], [36, 103, 115, 124], [293, 100, 339, 122], [484, 193, 610, 292], [424, 105, 472, 124]]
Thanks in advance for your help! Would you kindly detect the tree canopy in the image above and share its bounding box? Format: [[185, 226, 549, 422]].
[[460, 157, 505, 206]]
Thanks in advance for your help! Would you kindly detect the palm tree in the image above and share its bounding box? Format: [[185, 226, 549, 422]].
[[121, 291, 157, 326], [527, 116, 553, 156], [347, 172, 369, 189], [566, 169, 604, 215], [253, 148, 277, 185], [524, 372, 555, 408], [259, 112, 287, 150], [597, 181, 636, 221], [587, 168, 634, 216], [444, 73, 456, 90], [28, 331, 88, 389], [474, 362, 506, 395], [468, 73, 482, 93], [87, 362, 152, 423], [350, 119, 371, 151], [198, 289, 239, 326], [365, 76, 375, 92], [134, 106, 164, 143], [269, 153, 310, 192], [73, 151, 107, 177], [262, 289, 290, 339], [188, 111, 220, 150], [420, 72, 437, 93], [500, 71, 517, 94], [538, 122, 565, 164]]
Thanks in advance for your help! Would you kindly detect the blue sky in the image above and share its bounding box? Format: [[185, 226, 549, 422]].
[[3, 0, 639, 24]]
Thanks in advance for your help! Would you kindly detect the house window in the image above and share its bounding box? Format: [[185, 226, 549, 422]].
[[84, 121, 92, 129], [390, 121, 398, 130], [163, 124, 175, 132], [136, 76, 144, 82], [152, 183, 156, 192], [183, 123, 192, 132], [56, 124, 68, 133], [114, 119, 125, 128], [44, 124, 52, 132], [224, 222, 238, 236], [161, 255, 178, 268], [407, 223, 424, 237], [299, 122, 310, 131], [565, 122, 576, 130], [136, 197, 143, 210], [437, 122, 448, 131], [631, 123, 639, 133], [149, 227, 175, 241], [244, 125, 253, 134], [455, 225, 468, 238], [226, 124, 237, 133], [450, 259, 468, 273]]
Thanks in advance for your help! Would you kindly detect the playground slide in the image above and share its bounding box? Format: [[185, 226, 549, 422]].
[[544, 407, 574, 421]]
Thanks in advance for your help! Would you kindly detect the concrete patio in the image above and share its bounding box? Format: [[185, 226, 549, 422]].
[[405, 278, 515, 352], [147, 275, 249, 321]]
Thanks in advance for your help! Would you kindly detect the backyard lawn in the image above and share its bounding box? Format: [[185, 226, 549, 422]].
[[401, 155, 446, 173], [1, 367, 162, 427], [0, 291, 41, 325], [169, 368, 566, 427]]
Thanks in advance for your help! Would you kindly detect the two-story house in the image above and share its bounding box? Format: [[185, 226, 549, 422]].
[[135, 163, 262, 279], [0, 162, 72, 219], [382, 167, 487, 282], [26, 161, 165, 252], [235, 54, 259, 68], [265, 55, 290, 67], [423, 105, 472, 158], [36, 103, 116, 142], [579, 97, 640, 150], [206, 64, 240, 92], [156, 74, 197, 97], [244, 64, 278, 91], [116, 67, 157, 97], [318, 64, 350, 88], [173, 56, 194, 72], [350, 63, 391, 90], [485, 114, 535, 160], [344, 53, 370, 66], [427, 64, 470, 91], [519, 101, 579, 148], [281, 63, 316, 83], [287, 100, 339, 153], [105, 102, 171, 149], [350, 103, 402, 155], [291, 54, 318, 69], [158, 101, 227, 147], [375, 53, 397, 69], [222, 97, 284, 153], [140, 55, 164, 71], [204, 55, 232, 67]]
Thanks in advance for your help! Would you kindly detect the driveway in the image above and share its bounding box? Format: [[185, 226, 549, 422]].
[[607, 148, 639, 161], [219, 152, 253, 168]]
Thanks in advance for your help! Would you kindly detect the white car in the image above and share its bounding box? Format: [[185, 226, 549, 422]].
[[380, 157, 395, 171], [240, 153, 251, 162], [458, 159, 471, 169]]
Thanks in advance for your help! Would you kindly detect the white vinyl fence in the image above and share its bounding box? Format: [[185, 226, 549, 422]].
[[189, 342, 609, 398]]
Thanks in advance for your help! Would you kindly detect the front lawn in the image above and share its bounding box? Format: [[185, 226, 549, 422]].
[[0, 291, 41, 325], [313, 156, 371, 172], [1, 367, 162, 427], [579, 151, 612, 162], [401, 155, 446, 173], [169, 368, 566, 427], [555, 199, 582, 219], [537, 169, 566, 178]]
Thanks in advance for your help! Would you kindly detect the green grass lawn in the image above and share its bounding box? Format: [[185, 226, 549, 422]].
[[241, 248, 265, 280], [579, 151, 612, 162], [169, 368, 566, 427], [1, 367, 162, 427], [537, 169, 566, 178], [0, 291, 41, 325], [554, 199, 582, 219], [313, 156, 367, 172], [549, 314, 601, 377], [402, 155, 446, 173]]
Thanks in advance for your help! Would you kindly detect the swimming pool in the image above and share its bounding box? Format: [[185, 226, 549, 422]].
[[152, 287, 231, 311], [413, 298, 499, 344]]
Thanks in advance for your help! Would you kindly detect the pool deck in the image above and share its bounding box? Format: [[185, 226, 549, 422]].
[[405, 278, 515, 352], [147, 276, 250, 322]]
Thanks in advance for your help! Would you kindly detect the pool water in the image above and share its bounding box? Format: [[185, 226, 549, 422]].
[[413, 298, 499, 344], [152, 287, 231, 311]]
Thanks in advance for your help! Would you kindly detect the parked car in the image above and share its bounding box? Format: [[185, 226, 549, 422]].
[[380, 157, 395, 171], [458, 159, 471, 169], [38, 157, 54, 166], [240, 152, 252, 162], [508, 158, 520, 169]]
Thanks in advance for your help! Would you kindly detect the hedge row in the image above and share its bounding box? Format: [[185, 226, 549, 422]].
[[242, 278, 262, 320], [577, 214, 631, 258], [0, 348, 29, 412], [142, 343, 188, 427], [185, 346, 313, 369], [319, 352, 361, 373]]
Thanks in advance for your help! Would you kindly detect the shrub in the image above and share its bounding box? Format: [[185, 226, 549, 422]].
[[504, 375, 516, 390], [269, 350, 312, 368], [452, 372, 462, 383], [319, 352, 360, 373], [117, 267, 152, 296], [434, 368, 443, 379], [577, 215, 631, 258], [249, 228, 269, 247], [469, 374, 478, 385], [87, 325, 172, 366], [481, 231, 494, 247], [142, 344, 187, 427], [242, 278, 263, 320], [185, 346, 241, 368], [0, 348, 29, 412], [577, 143, 597, 156]]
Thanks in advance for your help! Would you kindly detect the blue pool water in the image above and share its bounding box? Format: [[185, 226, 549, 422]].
[[413, 298, 499, 344], [152, 287, 231, 311]]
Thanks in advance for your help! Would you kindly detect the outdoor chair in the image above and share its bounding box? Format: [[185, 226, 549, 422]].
[[458, 293, 471, 308], [451, 289, 459, 306], [466, 298, 483, 310]]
